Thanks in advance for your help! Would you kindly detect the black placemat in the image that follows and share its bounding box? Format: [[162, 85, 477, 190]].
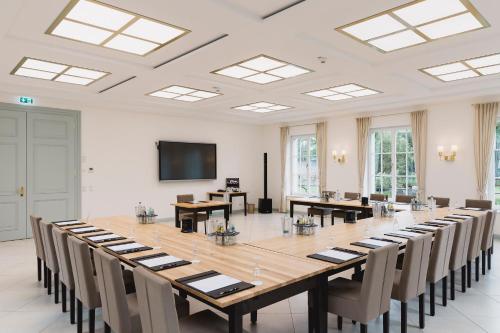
[[52, 219, 85, 227], [69, 226, 104, 234], [104, 241, 153, 255], [84, 233, 127, 244], [307, 247, 365, 264], [176, 270, 255, 299], [131, 252, 191, 272]]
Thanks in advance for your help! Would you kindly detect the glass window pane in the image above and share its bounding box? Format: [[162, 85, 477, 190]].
[[382, 154, 392, 175], [396, 131, 406, 152], [496, 124, 500, 150], [408, 177, 417, 194], [397, 176, 407, 189], [396, 153, 406, 176], [374, 131, 381, 154], [375, 154, 382, 175], [382, 131, 392, 153], [382, 176, 392, 197], [375, 177, 382, 192], [407, 154, 415, 176], [407, 132, 414, 152], [495, 151, 500, 178]]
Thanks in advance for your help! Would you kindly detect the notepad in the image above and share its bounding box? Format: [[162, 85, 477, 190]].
[[447, 214, 471, 219], [70, 226, 98, 233], [316, 249, 360, 261], [388, 230, 423, 238], [431, 219, 456, 225], [359, 238, 394, 247], [461, 207, 481, 211], [107, 242, 144, 252], [54, 220, 81, 226], [187, 274, 241, 293], [137, 255, 183, 268], [414, 224, 440, 231], [87, 234, 121, 242]]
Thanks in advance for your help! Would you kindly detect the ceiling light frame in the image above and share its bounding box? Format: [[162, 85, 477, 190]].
[[303, 83, 381, 101], [212, 54, 312, 85], [10, 56, 110, 86], [46, 0, 190, 56], [336, 0, 489, 53], [147, 85, 221, 102], [231, 101, 293, 113], [420, 52, 500, 82]]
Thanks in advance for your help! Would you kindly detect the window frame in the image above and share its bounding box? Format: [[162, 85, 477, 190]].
[[289, 133, 319, 197]]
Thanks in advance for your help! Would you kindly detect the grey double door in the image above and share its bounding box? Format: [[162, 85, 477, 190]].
[[0, 105, 80, 241]]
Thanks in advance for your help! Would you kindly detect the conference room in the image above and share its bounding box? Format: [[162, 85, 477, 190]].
[[1, 0, 500, 332]]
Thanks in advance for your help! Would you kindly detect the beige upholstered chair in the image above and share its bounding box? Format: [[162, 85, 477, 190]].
[[177, 194, 208, 231], [345, 192, 361, 200], [395, 194, 415, 204], [426, 225, 456, 316], [481, 211, 496, 275], [328, 244, 398, 333], [466, 214, 486, 287], [391, 234, 432, 332], [93, 248, 142, 333], [369, 193, 387, 202], [428, 197, 450, 207], [30, 215, 46, 286], [134, 266, 231, 333], [39, 220, 60, 302], [449, 218, 473, 299], [52, 227, 76, 323], [465, 199, 492, 210], [67, 236, 102, 333]]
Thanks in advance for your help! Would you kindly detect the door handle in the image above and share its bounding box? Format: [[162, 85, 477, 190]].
[[19, 186, 25, 197]]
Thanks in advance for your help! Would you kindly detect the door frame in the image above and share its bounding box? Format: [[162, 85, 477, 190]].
[[0, 102, 81, 237]]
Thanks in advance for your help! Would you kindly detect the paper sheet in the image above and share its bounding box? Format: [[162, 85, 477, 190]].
[[54, 220, 80, 226], [462, 207, 481, 211], [415, 224, 440, 231], [107, 242, 144, 252], [389, 230, 422, 238], [448, 214, 472, 219], [138, 255, 182, 268], [358, 238, 393, 247], [70, 226, 97, 233], [316, 249, 359, 261], [187, 274, 240, 293], [431, 219, 456, 225], [87, 234, 121, 242]]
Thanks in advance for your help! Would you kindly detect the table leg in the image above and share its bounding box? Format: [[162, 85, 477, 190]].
[[228, 304, 243, 333], [244, 194, 247, 216], [290, 202, 294, 218], [209, 194, 213, 200], [193, 211, 198, 233], [175, 206, 180, 228], [316, 275, 328, 333], [224, 206, 230, 229], [229, 196, 233, 214]]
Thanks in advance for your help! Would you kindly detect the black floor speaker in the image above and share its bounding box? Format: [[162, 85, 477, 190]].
[[258, 198, 272, 214]]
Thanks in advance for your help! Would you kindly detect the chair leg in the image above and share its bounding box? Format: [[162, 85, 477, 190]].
[[104, 323, 111, 333], [70, 289, 75, 324], [475, 256, 480, 282], [383, 311, 390, 333], [488, 248, 492, 270], [37, 258, 42, 282], [401, 302, 407, 333], [320, 213, 324, 228], [467, 261, 472, 288], [47, 269, 52, 295], [77, 299, 83, 333], [337, 316, 343, 330], [54, 273, 59, 304], [43, 262, 47, 288], [419, 293, 425, 329], [430, 282, 435, 316], [251, 311, 257, 324], [482, 250, 486, 275], [360, 323, 367, 333], [450, 270, 455, 300], [442, 276, 447, 306], [331, 212, 335, 226], [61, 283, 67, 312], [89, 308, 95, 333]]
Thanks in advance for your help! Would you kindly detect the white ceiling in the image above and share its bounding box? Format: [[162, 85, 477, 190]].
[[1, 0, 500, 124]]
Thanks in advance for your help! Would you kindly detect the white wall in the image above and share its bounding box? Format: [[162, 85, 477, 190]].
[[81, 108, 265, 219]]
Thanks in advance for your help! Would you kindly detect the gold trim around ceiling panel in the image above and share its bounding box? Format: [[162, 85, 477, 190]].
[[45, 0, 191, 56], [335, 0, 490, 54], [10, 56, 111, 86], [303, 83, 382, 98], [147, 85, 222, 101], [210, 54, 313, 82]]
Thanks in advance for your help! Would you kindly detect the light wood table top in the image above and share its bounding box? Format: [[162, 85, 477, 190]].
[[58, 216, 330, 309], [208, 191, 247, 195], [171, 200, 231, 209]]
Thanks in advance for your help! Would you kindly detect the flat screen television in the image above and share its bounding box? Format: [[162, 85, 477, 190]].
[[158, 141, 217, 180]]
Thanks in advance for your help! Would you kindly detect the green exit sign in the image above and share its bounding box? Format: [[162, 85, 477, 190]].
[[19, 96, 33, 104]]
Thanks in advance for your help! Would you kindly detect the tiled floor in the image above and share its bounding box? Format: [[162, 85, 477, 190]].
[[0, 212, 498, 332]]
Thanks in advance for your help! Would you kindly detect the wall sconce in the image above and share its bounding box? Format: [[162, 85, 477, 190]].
[[438, 145, 457, 161], [332, 150, 346, 164]]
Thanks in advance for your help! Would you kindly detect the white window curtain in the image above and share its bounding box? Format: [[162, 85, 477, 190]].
[[357, 117, 371, 195], [280, 126, 290, 212], [473, 102, 499, 199], [410, 110, 428, 200], [316, 122, 327, 194]]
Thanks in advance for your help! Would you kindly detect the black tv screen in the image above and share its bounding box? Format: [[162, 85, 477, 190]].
[[158, 141, 217, 180]]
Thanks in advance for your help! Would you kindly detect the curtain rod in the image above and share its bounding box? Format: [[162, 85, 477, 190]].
[[286, 121, 322, 128]]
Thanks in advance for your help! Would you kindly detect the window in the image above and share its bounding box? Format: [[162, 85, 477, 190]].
[[494, 122, 500, 205], [369, 127, 416, 199], [290, 134, 318, 196]]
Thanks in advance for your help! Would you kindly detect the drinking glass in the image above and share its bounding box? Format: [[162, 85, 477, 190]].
[[191, 241, 200, 264], [392, 215, 400, 232], [281, 215, 292, 236], [128, 224, 136, 239], [251, 256, 263, 286]]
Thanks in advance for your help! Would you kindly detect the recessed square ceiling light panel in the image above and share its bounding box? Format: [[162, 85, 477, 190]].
[[232, 102, 293, 113], [10, 57, 109, 86], [421, 52, 500, 82], [304, 83, 381, 101], [336, 0, 488, 53], [212, 55, 312, 85], [46, 0, 190, 56], [148, 85, 220, 102]]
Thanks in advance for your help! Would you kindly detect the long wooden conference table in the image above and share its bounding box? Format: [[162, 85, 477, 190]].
[[56, 207, 487, 333]]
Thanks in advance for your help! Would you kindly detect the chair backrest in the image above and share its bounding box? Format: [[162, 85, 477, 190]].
[[428, 197, 450, 207], [465, 199, 492, 210], [39, 220, 59, 273], [52, 227, 74, 289], [177, 194, 194, 203], [396, 234, 432, 301], [30, 215, 45, 261], [370, 193, 387, 202], [360, 244, 398, 321], [467, 214, 486, 261], [395, 194, 415, 204], [94, 248, 133, 333], [427, 225, 456, 283], [344, 192, 360, 200], [67, 236, 101, 309], [481, 211, 495, 251], [449, 218, 473, 271], [134, 266, 180, 333]]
